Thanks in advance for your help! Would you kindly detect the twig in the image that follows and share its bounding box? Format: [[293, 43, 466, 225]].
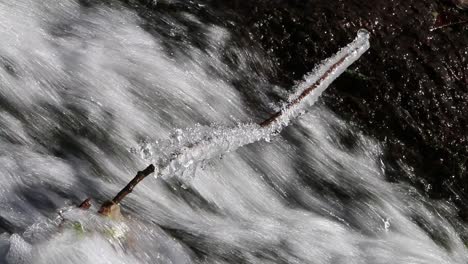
[[111, 164, 155, 205], [98, 164, 155, 216], [78, 165, 155, 216]]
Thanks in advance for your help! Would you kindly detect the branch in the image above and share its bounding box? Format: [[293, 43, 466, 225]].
[[99, 164, 155, 217], [111, 164, 155, 205], [80, 30, 369, 217], [78, 165, 155, 216], [146, 30, 369, 186]]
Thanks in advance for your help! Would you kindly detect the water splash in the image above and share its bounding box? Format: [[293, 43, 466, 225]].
[[0, 1, 467, 264]]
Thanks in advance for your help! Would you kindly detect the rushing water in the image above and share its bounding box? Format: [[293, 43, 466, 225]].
[[0, 1, 467, 263]]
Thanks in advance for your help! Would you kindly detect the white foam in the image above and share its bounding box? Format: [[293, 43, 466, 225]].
[[0, 1, 467, 263]]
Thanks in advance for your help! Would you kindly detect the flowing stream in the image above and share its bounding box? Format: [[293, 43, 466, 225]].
[[0, 1, 467, 263]]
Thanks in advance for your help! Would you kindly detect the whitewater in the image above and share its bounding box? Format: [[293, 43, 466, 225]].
[[0, 1, 467, 263]]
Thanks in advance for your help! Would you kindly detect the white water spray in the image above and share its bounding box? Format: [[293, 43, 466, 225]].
[[0, 1, 467, 264]]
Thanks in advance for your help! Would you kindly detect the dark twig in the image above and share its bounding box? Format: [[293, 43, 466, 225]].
[[98, 164, 155, 216], [111, 164, 155, 205], [78, 165, 155, 217]]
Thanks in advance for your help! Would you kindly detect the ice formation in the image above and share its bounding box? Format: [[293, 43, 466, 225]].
[[141, 29, 371, 185]]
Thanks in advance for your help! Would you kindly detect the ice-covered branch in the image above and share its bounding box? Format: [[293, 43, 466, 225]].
[[141, 29, 371, 186], [79, 29, 370, 214]]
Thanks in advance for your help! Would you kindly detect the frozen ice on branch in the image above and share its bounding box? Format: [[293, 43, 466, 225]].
[[139, 29, 371, 186]]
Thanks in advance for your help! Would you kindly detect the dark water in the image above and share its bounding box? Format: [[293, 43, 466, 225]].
[[0, 0, 467, 263]]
